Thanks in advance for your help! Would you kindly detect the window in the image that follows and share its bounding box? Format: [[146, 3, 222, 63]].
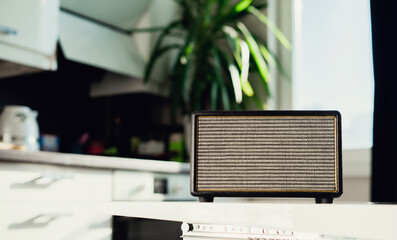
[[293, 0, 374, 150]]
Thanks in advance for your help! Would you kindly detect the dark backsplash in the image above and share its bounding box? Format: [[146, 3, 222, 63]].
[[0, 46, 181, 159]]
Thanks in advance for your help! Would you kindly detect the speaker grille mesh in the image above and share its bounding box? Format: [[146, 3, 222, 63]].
[[195, 116, 338, 192]]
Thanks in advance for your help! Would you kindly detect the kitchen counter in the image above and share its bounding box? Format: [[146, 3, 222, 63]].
[[101, 201, 397, 240], [0, 149, 190, 173], [0, 150, 193, 239]]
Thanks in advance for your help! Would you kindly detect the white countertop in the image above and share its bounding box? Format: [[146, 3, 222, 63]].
[[0, 149, 190, 173], [101, 201, 397, 240]]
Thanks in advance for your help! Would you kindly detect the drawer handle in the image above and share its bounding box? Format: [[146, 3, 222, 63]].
[[128, 184, 146, 196], [0, 25, 18, 35], [8, 213, 70, 229], [11, 174, 73, 189]]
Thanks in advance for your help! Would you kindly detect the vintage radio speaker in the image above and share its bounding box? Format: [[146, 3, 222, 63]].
[[191, 111, 342, 203]]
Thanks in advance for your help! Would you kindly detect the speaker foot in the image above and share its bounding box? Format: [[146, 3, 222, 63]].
[[199, 197, 214, 202], [315, 198, 333, 204]]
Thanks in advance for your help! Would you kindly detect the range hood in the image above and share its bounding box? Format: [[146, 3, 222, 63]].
[[59, 0, 179, 79], [59, 11, 146, 77], [60, 0, 153, 31]]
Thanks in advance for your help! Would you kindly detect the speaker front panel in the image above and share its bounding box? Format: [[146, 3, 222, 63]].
[[191, 111, 342, 199]]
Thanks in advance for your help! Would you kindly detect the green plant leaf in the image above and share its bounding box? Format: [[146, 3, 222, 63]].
[[191, 74, 207, 112], [227, 63, 243, 103], [212, 0, 255, 34], [237, 22, 270, 96], [259, 42, 290, 80], [251, 2, 267, 10], [169, 69, 184, 120], [181, 50, 195, 106], [238, 39, 253, 97], [244, 92, 264, 110], [212, 47, 231, 110], [248, 6, 292, 51], [178, 0, 196, 20], [143, 44, 181, 82], [234, 0, 254, 13], [210, 81, 219, 110], [168, 11, 201, 111], [241, 78, 254, 97], [216, 0, 231, 15], [216, 46, 243, 104], [144, 21, 182, 82], [203, 0, 216, 27], [252, 94, 264, 109], [258, 43, 275, 65], [144, 0, 287, 115], [222, 26, 241, 67], [179, 36, 200, 107], [222, 26, 255, 98], [129, 26, 171, 34]]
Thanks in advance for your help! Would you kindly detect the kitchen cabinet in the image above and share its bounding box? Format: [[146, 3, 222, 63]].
[[0, 162, 112, 203], [113, 170, 193, 201], [0, 150, 193, 239], [0, 203, 111, 240], [0, 0, 59, 71], [0, 162, 112, 240]]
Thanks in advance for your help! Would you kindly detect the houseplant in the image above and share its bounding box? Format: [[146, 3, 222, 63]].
[[144, 0, 291, 117]]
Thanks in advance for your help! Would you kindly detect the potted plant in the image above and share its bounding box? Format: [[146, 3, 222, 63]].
[[144, 0, 291, 117]]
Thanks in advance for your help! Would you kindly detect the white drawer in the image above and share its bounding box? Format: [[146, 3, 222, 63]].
[[0, 203, 111, 240], [0, 162, 112, 203], [113, 170, 194, 201]]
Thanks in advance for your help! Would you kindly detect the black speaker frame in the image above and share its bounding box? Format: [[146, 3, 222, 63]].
[[190, 110, 343, 203]]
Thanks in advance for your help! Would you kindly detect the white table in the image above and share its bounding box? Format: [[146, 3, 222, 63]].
[[102, 201, 397, 240]]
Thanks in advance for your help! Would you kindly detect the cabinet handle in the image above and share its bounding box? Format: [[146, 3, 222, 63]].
[[11, 174, 73, 189], [128, 184, 145, 196], [0, 25, 17, 35], [171, 184, 182, 194], [8, 213, 71, 229], [30, 175, 62, 186]]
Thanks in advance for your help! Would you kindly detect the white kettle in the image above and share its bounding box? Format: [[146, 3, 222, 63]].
[[0, 105, 40, 151]]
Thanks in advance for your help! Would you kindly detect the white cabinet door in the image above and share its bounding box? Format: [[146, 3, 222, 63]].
[[0, 203, 112, 240], [0, 162, 112, 203], [0, 162, 113, 240], [0, 0, 58, 54], [0, 0, 59, 70], [113, 170, 194, 201]]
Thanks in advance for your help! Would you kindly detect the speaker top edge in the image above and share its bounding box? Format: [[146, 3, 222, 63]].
[[192, 110, 341, 118]]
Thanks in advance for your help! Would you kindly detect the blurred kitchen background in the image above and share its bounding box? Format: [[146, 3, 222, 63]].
[[0, 0, 188, 161], [0, 50, 185, 160], [2, 0, 392, 239], [0, 0, 379, 205]]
